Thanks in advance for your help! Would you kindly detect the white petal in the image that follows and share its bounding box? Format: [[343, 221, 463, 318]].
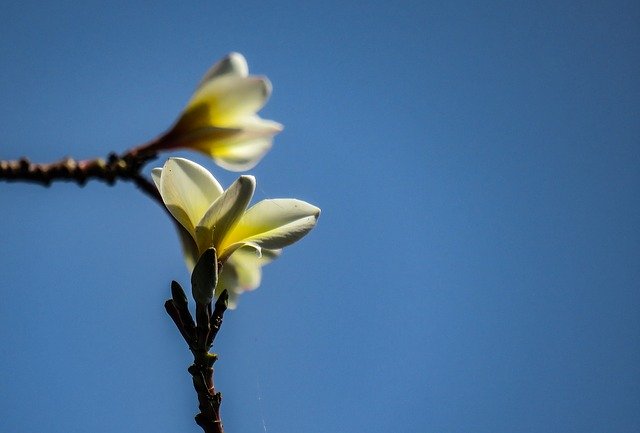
[[185, 119, 283, 171], [159, 158, 224, 234], [196, 53, 248, 90], [215, 262, 239, 303], [232, 250, 263, 290], [259, 248, 282, 264], [151, 167, 162, 190], [188, 75, 272, 127], [232, 248, 279, 285], [230, 247, 280, 290], [222, 199, 320, 250], [215, 247, 280, 309], [176, 224, 200, 272], [239, 115, 284, 136], [221, 250, 259, 292], [210, 137, 276, 172], [218, 240, 261, 263], [195, 175, 255, 252]]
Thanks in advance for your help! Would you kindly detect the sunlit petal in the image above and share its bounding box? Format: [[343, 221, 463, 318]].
[[222, 199, 320, 250], [207, 137, 275, 172], [195, 175, 255, 252], [218, 240, 261, 263], [182, 118, 282, 171], [155, 157, 319, 308], [159, 158, 224, 234], [147, 53, 281, 172], [188, 75, 272, 127]]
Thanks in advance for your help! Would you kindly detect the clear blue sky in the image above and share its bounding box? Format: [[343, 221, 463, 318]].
[[1, 1, 639, 432]]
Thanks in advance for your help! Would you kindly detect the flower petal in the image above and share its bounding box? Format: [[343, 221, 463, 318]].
[[217, 240, 261, 263], [187, 75, 272, 127], [195, 175, 255, 253], [231, 247, 280, 290], [222, 199, 320, 250], [216, 262, 239, 304], [228, 248, 263, 291], [215, 247, 281, 309], [159, 158, 224, 234], [176, 224, 200, 272], [151, 167, 162, 190], [207, 136, 276, 172], [184, 118, 283, 171], [196, 53, 248, 90]]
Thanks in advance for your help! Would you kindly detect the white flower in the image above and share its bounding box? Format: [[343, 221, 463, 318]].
[[152, 157, 320, 306], [151, 53, 283, 171]]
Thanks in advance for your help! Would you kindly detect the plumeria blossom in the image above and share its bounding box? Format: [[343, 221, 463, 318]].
[[152, 157, 320, 308], [150, 53, 283, 171]]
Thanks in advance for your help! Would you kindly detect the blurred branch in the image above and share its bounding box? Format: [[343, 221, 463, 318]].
[[0, 142, 168, 207], [0, 148, 155, 185], [131, 173, 164, 206]]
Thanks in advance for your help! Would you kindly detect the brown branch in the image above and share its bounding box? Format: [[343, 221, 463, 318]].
[[0, 142, 169, 209], [166, 282, 229, 433], [0, 148, 156, 184]]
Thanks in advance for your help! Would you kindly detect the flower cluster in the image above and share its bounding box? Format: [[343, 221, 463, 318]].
[[152, 54, 319, 307]]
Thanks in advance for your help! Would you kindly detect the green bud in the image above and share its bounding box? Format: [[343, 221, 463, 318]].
[[191, 248, 218, 305]]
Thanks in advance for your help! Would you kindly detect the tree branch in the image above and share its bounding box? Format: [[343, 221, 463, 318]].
[[0, 149, 155, 184], [166, 282, 229, 433]]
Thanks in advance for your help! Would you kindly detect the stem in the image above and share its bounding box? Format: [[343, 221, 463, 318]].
[[0, 133, 163, 184], [190, 356, 224, 433], [0, 139, 167, 207], [166, 283, 229, 433]]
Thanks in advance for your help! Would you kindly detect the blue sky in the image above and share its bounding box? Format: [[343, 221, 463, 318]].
[[1, 1, 639, 432]]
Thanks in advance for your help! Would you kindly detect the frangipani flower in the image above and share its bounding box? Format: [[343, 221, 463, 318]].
[[152, 157, 320, 307], [150, 53, 283, 171]]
